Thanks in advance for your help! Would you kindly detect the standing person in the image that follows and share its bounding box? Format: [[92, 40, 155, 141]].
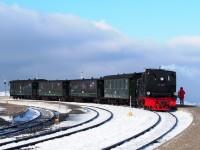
[[178, 87, 185, 105]]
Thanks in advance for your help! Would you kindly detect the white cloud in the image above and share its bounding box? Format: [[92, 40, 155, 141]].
[[93, 20, 115, 31], [168, 36, 200, 48], [161, 64, 200, 78], [0, 3, 200, 104]]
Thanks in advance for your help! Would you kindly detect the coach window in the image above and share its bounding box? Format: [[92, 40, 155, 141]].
[[168, 75, 171, 81], [108, 80, 111, 89], [121, 79, 124, 89], [113, 80, 115, 89], [125, 79, 128, 89], [105, 80, 108, 89], [107, 80, 110, 89], [121, 79, 123, 89], [110, 80, 113, 89], [115, 80, 117, 89], [119, 79, 122, 89], [116, 79, 119, 89]]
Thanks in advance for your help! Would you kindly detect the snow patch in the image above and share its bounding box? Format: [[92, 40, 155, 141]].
[[53, 108, 96, 128], [0, 106, 5, 112], [147, 110, 193, 149], [33, 103, 158, 150], [0, 115, 13, 122], [0, 100, 193, 150]]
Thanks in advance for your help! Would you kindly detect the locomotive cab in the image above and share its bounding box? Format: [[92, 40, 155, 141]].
[[137, 69, 176, 111]]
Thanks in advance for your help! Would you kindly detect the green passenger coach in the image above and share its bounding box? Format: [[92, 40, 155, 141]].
[[103, 73, 142, 106]]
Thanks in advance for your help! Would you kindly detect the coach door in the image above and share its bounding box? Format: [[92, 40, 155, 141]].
[[32, 82, 38, 99], [129, 78, 137, 106]]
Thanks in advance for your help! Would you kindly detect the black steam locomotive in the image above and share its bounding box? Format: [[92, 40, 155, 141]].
[[10, 68, 176, 111]]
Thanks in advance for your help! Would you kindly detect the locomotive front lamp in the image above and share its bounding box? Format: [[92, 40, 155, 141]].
[[160, 77, 164, 81], [147, 91, 151, 96]]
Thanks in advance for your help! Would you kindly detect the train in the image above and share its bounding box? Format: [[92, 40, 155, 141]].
[[9, 68, 177, 111]]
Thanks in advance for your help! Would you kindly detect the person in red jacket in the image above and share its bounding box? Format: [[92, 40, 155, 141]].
[[178, 87, 185, 105]]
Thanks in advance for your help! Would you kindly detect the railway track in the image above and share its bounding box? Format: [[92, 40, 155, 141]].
[[105, 111, 178, 150], [136, 112, 178, 150], [0, 106, 113, 150], [0, 107, 42, 137], [0, 107, 55, 139], [0, 106, 99, 147], [0, 108, 41, 133], [102, 111, 161, 150]]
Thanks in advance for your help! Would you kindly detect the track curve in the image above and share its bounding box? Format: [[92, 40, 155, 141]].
[[0, 107, 42, 137], [112, 111, 178, 150], [1, 106, 113, 150], [136, 112, 178, 150], [103, 111, 161, 150]]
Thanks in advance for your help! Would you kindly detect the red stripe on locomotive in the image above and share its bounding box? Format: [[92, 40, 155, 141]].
[[144, 97, 176, 111]]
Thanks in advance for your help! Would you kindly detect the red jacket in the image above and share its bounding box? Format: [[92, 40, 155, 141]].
[[178, 89, 185, 99]]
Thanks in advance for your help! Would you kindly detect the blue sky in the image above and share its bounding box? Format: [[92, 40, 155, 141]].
[[3, 0, 200, 42], [0, 1, 200, 104]]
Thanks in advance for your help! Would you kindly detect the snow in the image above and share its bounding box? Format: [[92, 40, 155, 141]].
[[13, 107, 40, 123], [115, 112, 177, 149], [0, 100, 193, 150], [0, 106, 5, 112], [52, 108, 96, 129], [26, 104, 159, 150], [147, 110, 193, 150], [2, 100, 71, 114], [0, 115, 13, 122], [35, 103, 193, 150]]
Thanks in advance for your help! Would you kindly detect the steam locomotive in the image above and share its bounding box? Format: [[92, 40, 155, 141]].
[[10, 68, 176, 111]]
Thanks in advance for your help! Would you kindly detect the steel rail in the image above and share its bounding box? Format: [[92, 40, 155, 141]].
[[136, 112, 178, 150], [2, 106, 113, 150], [103, 111, 161, 150]]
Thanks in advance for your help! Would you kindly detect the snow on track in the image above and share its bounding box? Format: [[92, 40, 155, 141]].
[[148, 110, 193, 150], [114, 112, 176, 150], [0, 100, 193, 150], [1, 106, 111, 150], [30, 104, 158, 150], [52, 107, 96, 129]]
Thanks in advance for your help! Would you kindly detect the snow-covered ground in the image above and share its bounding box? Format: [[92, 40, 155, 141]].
[[31, 105, 158, 150], [148, 110, 193, 150], [2, 100, 72, 114], [32, 103, 192, 150], [0, 106, 5, 112], [52, 107, 96, 129], [0, 100, 193, 150]]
